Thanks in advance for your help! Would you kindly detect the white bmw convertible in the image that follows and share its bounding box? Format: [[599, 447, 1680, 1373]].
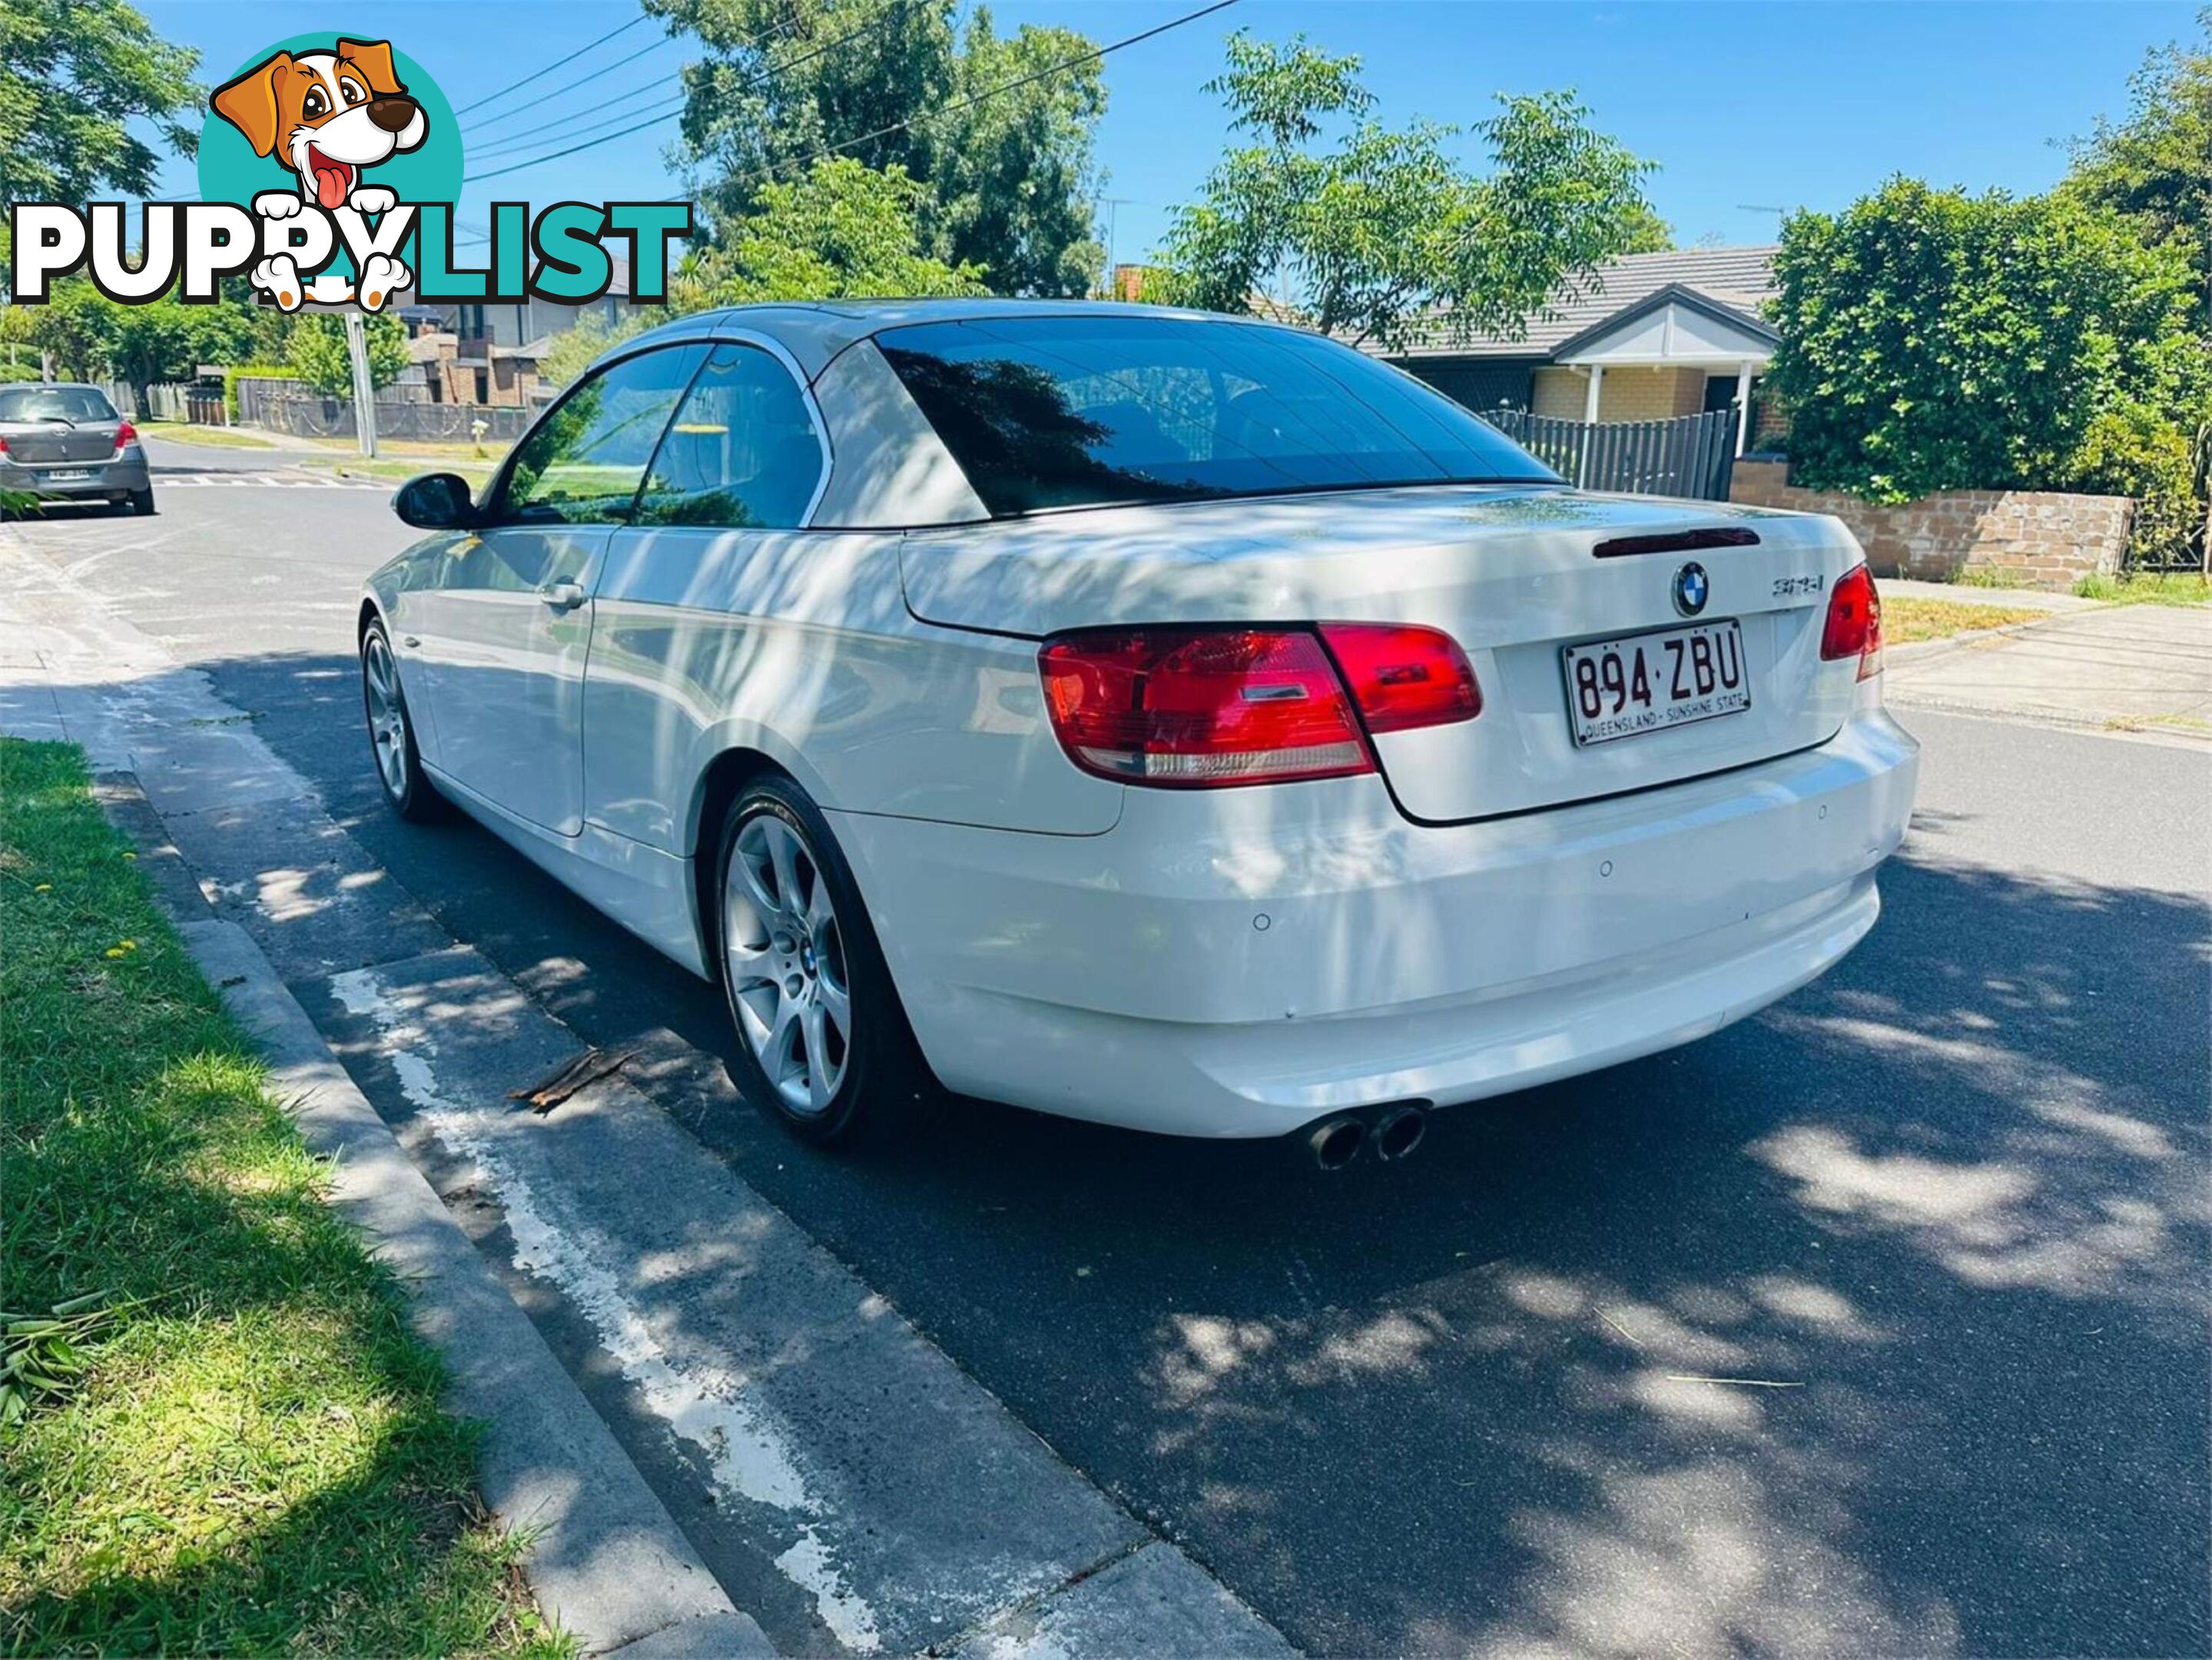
[[361, 301, 1918, 1162]]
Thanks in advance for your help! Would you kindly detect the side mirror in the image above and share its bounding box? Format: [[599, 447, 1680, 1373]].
[[393, 471, 477, 530]]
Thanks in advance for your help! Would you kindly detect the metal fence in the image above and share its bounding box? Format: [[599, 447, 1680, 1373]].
[[232, 376, 540, 443], [1480, 407, 1738, 501]]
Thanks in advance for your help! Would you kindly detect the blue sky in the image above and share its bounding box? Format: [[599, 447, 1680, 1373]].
[[138, 0, 2198, 262]]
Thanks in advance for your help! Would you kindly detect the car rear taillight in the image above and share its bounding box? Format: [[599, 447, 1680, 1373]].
[[1820, 564, 1883, 681], [1317, 622, 1481, 732], [1039, 627, 1376, 787], [113, 420, 138, 450], [0, 433, 9, 456]]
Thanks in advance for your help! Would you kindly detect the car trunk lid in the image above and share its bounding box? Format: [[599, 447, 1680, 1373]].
[[3, 423, 120, 465], [899, 485, 1868, 822]]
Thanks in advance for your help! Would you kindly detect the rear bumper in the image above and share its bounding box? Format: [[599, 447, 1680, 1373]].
[[831, 708, 1919, 1137], [0, 449, 150, 501]]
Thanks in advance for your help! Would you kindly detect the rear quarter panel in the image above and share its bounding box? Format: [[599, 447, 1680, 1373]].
[[582, 525, 1122, 853]]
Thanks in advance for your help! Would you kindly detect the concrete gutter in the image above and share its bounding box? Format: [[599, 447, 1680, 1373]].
[[97, 775, 774, 1659]]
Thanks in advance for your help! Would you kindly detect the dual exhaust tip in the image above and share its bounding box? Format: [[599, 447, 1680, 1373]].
[[1306, 1104, 1428, 1171]]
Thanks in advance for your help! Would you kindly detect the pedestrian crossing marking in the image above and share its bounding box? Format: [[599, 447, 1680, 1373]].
[[152, 473, 390, 490]]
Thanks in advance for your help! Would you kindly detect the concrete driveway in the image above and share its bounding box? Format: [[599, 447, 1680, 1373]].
[[2, 443, 2206, 1656], [1882, 585, 2212, 739]]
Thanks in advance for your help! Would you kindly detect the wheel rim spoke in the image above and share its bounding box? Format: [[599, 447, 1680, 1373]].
[[364, 638, 406, 792], [724, 810, 854, 1119]]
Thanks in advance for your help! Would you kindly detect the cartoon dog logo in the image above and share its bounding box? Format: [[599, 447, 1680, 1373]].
[[211, 38, 421, 312]]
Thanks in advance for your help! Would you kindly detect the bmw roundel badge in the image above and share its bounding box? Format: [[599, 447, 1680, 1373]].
[[1673, 561, 1710, 617]]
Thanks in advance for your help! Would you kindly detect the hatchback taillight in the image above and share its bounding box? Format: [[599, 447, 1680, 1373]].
[[1039, 623, 1481, 788], [113, 420, 138, 450], [1820, 563, 1883, 680]]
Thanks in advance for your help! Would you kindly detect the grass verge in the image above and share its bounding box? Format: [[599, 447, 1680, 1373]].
[[1882, 596, 2049, 645], [0, 739, 568, 1658], [135, 421, 286, 452], [2072, 570, 2212, 605]]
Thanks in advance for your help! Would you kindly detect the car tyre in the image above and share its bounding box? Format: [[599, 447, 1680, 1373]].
[[130, 489, 156, 516], [715, 776, 927, 1148], [360, 617, 446, 822]]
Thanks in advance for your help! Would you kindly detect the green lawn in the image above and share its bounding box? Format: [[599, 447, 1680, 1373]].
[[135, 422, 287, 452], [2072, 570, 2212, 605], [1882, 596, 2048, 644], [0, 739, 567, 1659]]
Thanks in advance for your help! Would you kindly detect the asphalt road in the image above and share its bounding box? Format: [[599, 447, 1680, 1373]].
[[18, 440, 2211, 1656]]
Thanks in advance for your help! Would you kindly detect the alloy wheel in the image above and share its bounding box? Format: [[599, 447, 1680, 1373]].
[[724, 813, 852, 1116], [363, 632, 408, 797]]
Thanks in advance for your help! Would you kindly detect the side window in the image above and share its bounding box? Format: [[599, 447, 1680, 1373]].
[[499, 344, 707, 526], [633, 344, 824, 530]]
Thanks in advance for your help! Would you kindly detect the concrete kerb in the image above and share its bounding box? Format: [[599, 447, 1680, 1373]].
[[93, 774, 774, 1659]]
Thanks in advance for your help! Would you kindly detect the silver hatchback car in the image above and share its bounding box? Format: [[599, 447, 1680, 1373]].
[[0, 383, 155, 516]]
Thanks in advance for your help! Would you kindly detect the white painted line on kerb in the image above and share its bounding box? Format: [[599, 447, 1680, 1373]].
[[327, 964, 886, 1653]]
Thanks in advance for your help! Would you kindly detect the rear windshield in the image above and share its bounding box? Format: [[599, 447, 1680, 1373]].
[[874, 314, 1558, 519], [0, 386, 118, 424]]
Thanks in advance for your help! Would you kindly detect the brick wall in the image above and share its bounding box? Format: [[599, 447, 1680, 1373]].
[[1729, 460, 2131, 590], [1533, 365, 1709, 423]]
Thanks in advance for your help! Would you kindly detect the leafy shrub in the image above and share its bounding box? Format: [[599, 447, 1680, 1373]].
[[1766, 178, 2207, 567]]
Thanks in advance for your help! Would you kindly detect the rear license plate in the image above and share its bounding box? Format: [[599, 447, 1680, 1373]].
[[41, 469, 92, 483], [1563, 619, 1750, 746]]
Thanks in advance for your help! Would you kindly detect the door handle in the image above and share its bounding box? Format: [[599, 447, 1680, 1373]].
[[537, 579, 588, 612]]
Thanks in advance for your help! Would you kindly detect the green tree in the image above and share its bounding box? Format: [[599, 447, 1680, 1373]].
[[1765, 180, 2196, 507], [286, 314, 408, 397], [697, 158, 987, 302], [1152, 32, 1657, 350], [104, 296, 204, 415], [0, 0, 202, 208], [26, 282, 115, 382], [538, 158, 985, 388], [1617, 203, 1676, 254], [2062, 9, 2211, 322], [647, 0, 1104, 294]]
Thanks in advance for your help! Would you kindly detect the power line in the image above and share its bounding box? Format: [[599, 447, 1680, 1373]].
[[731, 0, 1239, 192], [465, 34, 681, 138], [469, 89, 687, 162], [452, 13, 650, 118], [463, 5, 904, 184]]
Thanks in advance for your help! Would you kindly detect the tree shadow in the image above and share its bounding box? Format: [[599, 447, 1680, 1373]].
[[35, 642, 2211, 1658]]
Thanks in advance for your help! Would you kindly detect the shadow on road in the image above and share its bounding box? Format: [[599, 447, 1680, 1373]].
[[65, 645, 2212, 1658]]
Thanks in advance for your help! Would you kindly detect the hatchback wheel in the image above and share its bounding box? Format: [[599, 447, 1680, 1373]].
[[130, 489, 156, 516], [716, 777, 924, 1146], [360, 618, 445, 822]]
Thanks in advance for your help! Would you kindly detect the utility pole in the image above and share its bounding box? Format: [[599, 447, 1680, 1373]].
[[343, 309, 379, 459]]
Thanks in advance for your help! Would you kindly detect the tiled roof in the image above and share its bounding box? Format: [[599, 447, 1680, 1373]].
[[1385, 245, 1778, 360]]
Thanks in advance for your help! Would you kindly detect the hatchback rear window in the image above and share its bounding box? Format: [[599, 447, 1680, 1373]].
[[874, 314, 1558, 519], [0, 387, 119, 423]]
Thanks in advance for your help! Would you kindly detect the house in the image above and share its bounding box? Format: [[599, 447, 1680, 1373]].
[[393, 255, 632, 407], [1378, 246, 1783, 454]]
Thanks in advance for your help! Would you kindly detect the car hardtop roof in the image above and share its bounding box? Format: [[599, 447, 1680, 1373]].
[[602, 298, 1293, 379]]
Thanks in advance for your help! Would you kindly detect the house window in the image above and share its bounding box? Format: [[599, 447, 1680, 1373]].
[[474, 367, 489, 403]]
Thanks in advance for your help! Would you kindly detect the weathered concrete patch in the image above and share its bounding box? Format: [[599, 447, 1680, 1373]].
[[174, 792, 449, 981], [953, 1543, 1300, 1660], [316, 948, 1156, 1656], [177, 918, 771, 1658]]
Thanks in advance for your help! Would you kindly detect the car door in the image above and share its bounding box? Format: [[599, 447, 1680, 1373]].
[[415, 342, 707, 835], [585, 340, 831, 848]]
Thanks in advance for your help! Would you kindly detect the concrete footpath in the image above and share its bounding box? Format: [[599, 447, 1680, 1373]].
[[0, 530, 1295, 1659], [1880, 583, 2212, 740]]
